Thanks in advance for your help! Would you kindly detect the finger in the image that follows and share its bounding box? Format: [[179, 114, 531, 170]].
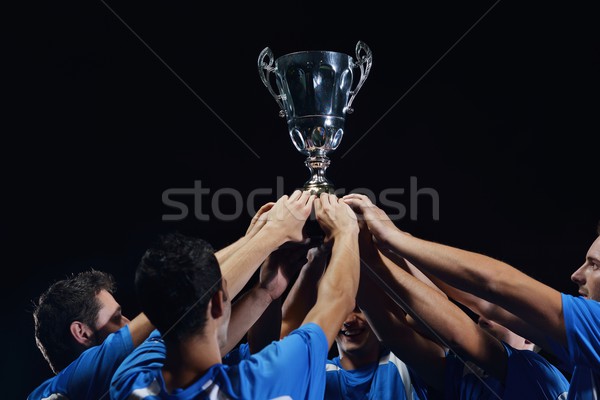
[[305, 193, 316, 209], [319, 192, 332, 207], [343, 201, 358, 219], [342, 197, 360, 211], [299, 190, 314, 205], [276, 194, 290, 204], [252, 203, 274, 222], [347, 193, 373, 205], [342, 193, 368, 201], [258, 202, 276, 213], [288, 189, 303, 201], [344, 195, 373, 210], [314, 196, 323, 213]]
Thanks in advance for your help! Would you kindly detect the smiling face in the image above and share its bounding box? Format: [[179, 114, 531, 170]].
[[571, 236, 600, 302], [335, 306, 381, 368]]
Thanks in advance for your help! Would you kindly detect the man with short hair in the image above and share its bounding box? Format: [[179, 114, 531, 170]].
[[110, 192, 361, 399], [28, 269, 154, 400]]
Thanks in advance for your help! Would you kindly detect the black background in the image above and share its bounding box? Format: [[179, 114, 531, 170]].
[[5, 2, 599, 398]]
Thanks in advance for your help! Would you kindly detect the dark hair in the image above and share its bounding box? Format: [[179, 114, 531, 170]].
[[135, 232, 221, 341], [33, 269, 116, 374]]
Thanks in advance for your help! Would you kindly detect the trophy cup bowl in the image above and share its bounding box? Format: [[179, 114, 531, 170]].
[[258, 41, 373, 195]]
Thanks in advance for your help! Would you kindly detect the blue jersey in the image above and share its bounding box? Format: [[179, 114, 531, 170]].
[[324, 350, 429, 400], [28, 325, 134, 400], [110, 323, 329, 400], [445, 342, 569, 399], [547, 294, 600, 399]]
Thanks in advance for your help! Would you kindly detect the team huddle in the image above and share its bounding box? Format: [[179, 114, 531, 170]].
[[28, 191, 600, 399]]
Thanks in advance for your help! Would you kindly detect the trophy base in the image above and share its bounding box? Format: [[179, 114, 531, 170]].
[[303, 155, 334, 196], [303, 182, 335, 196]]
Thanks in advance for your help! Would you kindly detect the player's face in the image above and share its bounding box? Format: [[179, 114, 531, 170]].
[[93, 289, 130, 345], [571, 236, 600, 301], [336, 306, 379, 356]]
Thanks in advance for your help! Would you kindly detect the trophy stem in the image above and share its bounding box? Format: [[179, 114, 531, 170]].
[[303, 155, 334, 195]]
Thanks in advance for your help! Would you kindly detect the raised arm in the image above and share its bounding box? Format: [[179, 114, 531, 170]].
[[245, 243, 312, 353], [220, 190, 314, 299], [360, 240, 510, 381], [280, 245, 329, 338], [300, 193, 360, 349], [371, 250, 450, 347], [126, 312, 156, 347], [215, 202, 274, 263], [408, 262, 551, 350], [381, 250, 545, 348], [217, 196, 313, 354], [357, 264, 447, 391], [344, 193, 566, 348]]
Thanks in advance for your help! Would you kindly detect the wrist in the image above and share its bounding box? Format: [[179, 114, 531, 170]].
[[253, 225, 289, 249], [373, 226, 402, 250], [254, 285, 275, 305], [331, 228, 360, 242]]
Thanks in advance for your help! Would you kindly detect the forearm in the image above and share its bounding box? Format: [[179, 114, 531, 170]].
[[323, 234, 360, 309], [280, 266, 319, 338], [215, 236, 248, 264], [223, 284, 273, 355], [425, 271, 522, 326], [220, 228, 286, 298], [380, 250, 447, 297], [426, 276, 552, 350], [247, 298, 282, 353], [369, 255, 500, 361], [381, 230, 564, 338], [127, 313, 155, 347], [358, 272, 447, 390], [304, 233, 360, 346]]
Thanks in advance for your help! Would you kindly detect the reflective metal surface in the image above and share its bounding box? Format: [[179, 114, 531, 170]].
[[258, 41, 372, 194]]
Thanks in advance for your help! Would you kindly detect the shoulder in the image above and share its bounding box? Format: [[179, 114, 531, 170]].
[[294, 322, 326, 336], [27, 376, 56, 400], [117, 329, 165, 368], [101, 324, 136, 353], [110, 330, 166, 394], [561, 293, 600, 318], [236, 324, 328, 375], [284, 323, 328, 352], [503, 345, 569, 392], [503, 343, 553, 368], [27, 329, 136, 400]]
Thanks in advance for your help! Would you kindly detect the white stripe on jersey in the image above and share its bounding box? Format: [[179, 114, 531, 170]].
[[129, 379, 161, 399]]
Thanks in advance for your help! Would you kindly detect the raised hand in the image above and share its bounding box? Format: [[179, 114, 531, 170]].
[[343, 193, 402, 249], [314, 193, 359, 244], [246, 202, 275, 238], [259, 242, 313, 301], [265, 190, 315, 244]]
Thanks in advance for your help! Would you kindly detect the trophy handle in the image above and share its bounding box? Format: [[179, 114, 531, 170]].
[[346, 41, 373, 114], [258, 47, 287, 118]]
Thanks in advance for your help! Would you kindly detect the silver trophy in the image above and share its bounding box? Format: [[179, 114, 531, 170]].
[[258, 41, 372, 194]]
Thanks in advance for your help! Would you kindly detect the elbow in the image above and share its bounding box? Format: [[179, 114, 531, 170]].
[[339, 292, 358, 316], [323, 286, 357, 317]]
